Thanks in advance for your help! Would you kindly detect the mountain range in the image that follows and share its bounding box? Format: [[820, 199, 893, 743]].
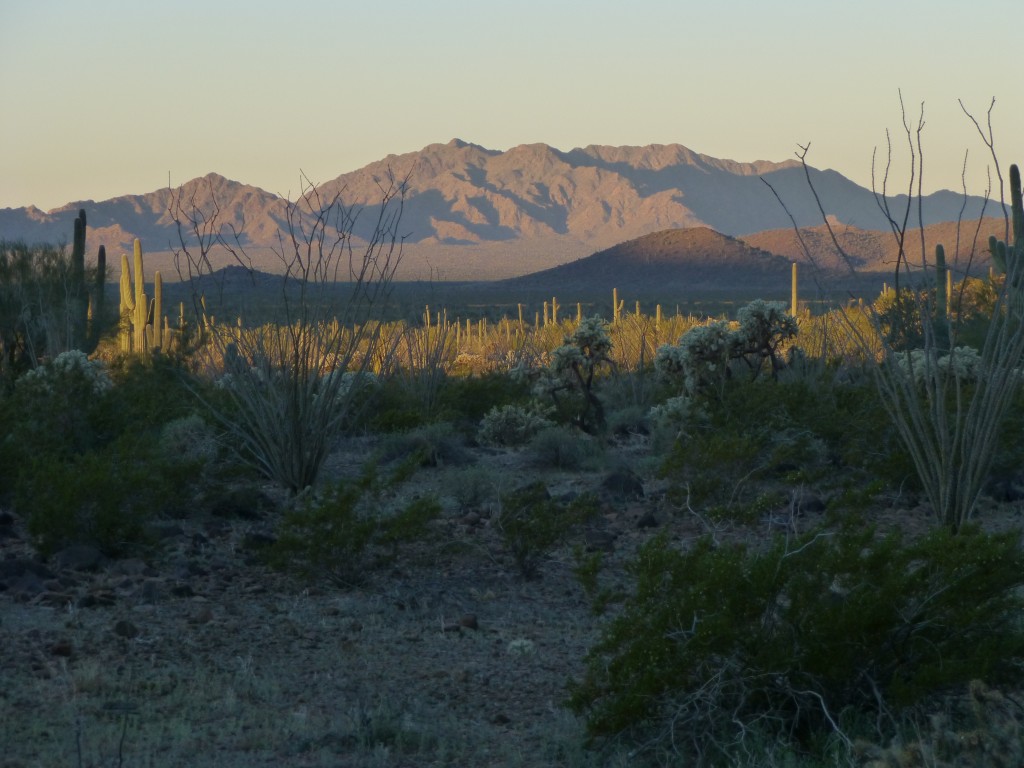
[[0, 139, 1007, 284]]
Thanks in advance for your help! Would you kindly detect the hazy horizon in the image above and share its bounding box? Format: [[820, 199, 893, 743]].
[[2, 0, 1021, 211]]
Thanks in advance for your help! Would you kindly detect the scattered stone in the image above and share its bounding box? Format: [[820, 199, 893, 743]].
[[0, 558, 55, 587], [243, 531, 277, 551], [113, 620, 139, 639], [601, 468, 645, 500], [111, 558, 148, 576], [584, 528, 616, 553], [139, 579, 163, 604], [459, 614, 479, 630], [52, 543, 104, 572], [492, 712, 511, 725], [791, 488, 827, 514], [146, 521, 185, 540], [77, 592, 116, 609]]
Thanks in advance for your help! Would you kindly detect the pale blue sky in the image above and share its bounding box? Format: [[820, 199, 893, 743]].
[[1, 0, 1020, 210]]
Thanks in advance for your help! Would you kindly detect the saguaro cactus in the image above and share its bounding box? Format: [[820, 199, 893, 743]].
[[88, 244, 107, 352], [989, 164, 1024, 284], [70, 209, 88, 349], [933, 243, 949, 351], [117, 238, 164, 354]]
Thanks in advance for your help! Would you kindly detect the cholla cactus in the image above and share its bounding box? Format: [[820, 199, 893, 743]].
[[655, 301, 800, 398], [896, 346, 984, 386], [733, 299, 799, 376], [478, 404, 553, 447], [534, 315, 614, 433], [17, 350, 112, 396], [656, 319, 735, 397]]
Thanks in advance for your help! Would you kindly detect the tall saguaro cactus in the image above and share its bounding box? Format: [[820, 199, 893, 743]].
[[70, 209, 88, 350], [989, 164, 1024, 285], [89, 244, 107, 352], [118, 238, 164, 354]]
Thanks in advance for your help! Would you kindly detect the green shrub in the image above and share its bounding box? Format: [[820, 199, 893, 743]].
[[444, 466, 499, 511], [436, 371, 532, 423], [568, 524, 1024, 763], [496, 481, 598, 578], [379, 422, 471, 467], [526, 425, 596, 471], [18, 435, 185, 556], [270, 465, 441, 586], [661, 372, 913, 509]]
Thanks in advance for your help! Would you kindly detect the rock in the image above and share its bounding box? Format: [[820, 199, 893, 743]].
[[190, 606, 214, 625], [0, 559, 56, 599], [989, 471, 1024, 503], [113, 620, 140, 639], [50, 639, 73, 658], [146, 521, 185, 540], [790, 489, 827, 514], [76, 592, 116, 609], [601, 468, 645, 500], [53, 543, 104, 572], [459, 614, 479, 630], [112, 558, 148, 576], [243, 531, 277, 551], [635, 509, 659, 528]]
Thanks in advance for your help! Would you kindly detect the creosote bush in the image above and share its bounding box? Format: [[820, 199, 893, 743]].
[[569, 523, 1024, 764], [496, 481, 599, 578], [269, 462, 441, 586]]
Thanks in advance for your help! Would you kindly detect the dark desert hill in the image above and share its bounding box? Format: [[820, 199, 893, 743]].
[[501, 227, 797, 294], [742, 217, 1008, 277]]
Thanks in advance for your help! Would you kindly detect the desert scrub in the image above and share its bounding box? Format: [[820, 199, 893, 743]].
[[478, 403, 553, 447], [443, 465, 500, 512], [379, 421, 472, 467], [496, 481, 599, 578], [17, 434, 187, 555], [527, 425, 601, 471], [568, 523, 1024, 764], [270, 464, 441, 586], [661, 370, 908, 510], [4, 350, 115, 462]]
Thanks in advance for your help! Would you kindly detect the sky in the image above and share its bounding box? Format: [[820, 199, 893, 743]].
[[1, 0, 1021, 211]]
